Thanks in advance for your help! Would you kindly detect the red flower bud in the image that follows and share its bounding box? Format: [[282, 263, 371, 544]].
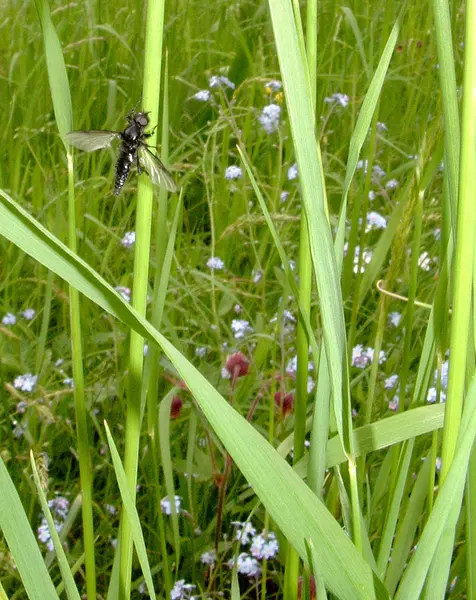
[[224, 352, 250, 381], [170, 396, 183, 419]]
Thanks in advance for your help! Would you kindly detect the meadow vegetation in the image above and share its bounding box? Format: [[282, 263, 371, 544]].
[[0, 0, 474, 598]]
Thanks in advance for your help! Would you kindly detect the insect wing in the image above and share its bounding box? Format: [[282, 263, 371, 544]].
[[66, 130, 120, 152], [138, 145, 178, 192]]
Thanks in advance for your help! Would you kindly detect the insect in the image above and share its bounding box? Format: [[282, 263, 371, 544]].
[[65, 107, 178, 196]]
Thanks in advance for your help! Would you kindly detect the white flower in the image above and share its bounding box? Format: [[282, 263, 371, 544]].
[[14, 373, 38, 392], [386, 178, 399, 190], [368, 190, 376, 200], [258, 103, 281, 134], [170, 579, 195, 600], [206, 256, 225, 270], [287, 163, 298, 180], [192, 89, 211, 101], [388, 312, 402, 327], [63, 377, 74, 388], [433, 227, 441, 240], [280, 191, 289, 203], [225, 165, 242, 180], [121, 231, 136, 248], [160, 495, 182, 515], [366, 211, 387, 231], [377, 122, 388, 132], [418, 251, 431, 271], [209, 75, 235, 90], [201, 549, 216, 565], [21, 308, 36, 321], [2, 312, 16, 326], [231, 319, 253, 339], [105, 504, 117, 515], [307, 376, 315, 393], [324, 92, 349, 108], [195, 347, 207, 358]]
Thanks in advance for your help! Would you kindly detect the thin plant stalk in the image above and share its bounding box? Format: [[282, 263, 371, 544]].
[[33, 0, 97, 595], [118, 0, 167, 594]]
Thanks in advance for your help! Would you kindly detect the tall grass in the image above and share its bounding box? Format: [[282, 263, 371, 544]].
[[0, 0, 475, 598]]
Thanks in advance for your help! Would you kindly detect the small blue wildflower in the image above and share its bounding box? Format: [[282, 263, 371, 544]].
[[206, 256, 225, 270], [192, 89, 211, 101], [258, 103, 281, 134], [225, 165, 242, 180], [209, 75, 235, 90]]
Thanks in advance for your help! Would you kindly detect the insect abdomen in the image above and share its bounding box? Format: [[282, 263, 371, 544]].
[[114, 147, 135, 196]]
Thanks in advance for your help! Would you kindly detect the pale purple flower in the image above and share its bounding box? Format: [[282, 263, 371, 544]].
[[195, 347, 207, 358], [366, 211, 387, 231], [235, 553, 261, 577], [252, 269, 263, 284], [2, 312, 16, 326], [209, 75, 235, 90], [115, 286, 131, 303], [170, 579, 195, 600], [161, 495, 182, 515], [250, 531, 279, 559], [287, 163, 298, 180], [324, 93, 349, 108], [368, 190, 376, 200], [206, 256, 225, 270], [233, 521, 256, 545], [225, 165, 242, 180], [265, 80, 282, 92], [63, 378, 74, 389], [192, 89, 211, 101], [14, 373, 38, 392], [21, 308, 36, 321], [201, 549, 216, 565], [388, 312, 402, 327], [386, 178, 399, 190], [280, 191, 289, 202], [384, 374, 399, 389], [121, 231, 136, 248], [388, 396, 399, 411], [231, 319, 253, 339], [418, 251, 431, 271], [351, 346, 385, 368], [373, 165, 386, 180], [105, 504, 117, 515], [258, 103, 281, 134]]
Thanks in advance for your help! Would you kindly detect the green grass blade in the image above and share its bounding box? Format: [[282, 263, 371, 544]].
[[0, 456, 59, 599], [29, 453, 82, 600], [104, 422, 157, 600], [395, 375, 476, 599], [33, 0, 72, 140]]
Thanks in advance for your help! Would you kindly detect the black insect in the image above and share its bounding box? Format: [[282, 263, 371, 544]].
[[66, 107, 178, 196]]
